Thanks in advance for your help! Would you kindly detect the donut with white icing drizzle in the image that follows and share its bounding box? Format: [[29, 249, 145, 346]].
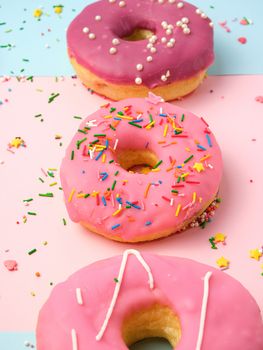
[[36, 250, 263, 349], [60, 94, 222, 242], [67, 0, 214, 100]]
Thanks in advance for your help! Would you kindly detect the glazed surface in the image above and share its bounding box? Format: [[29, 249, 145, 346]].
[[36, 252, 263, 349], [60, 95, 222, 241], [67, 0, 214, 88]]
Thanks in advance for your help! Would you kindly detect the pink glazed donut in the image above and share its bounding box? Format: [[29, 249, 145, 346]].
[[67, 0, 214, 101], [36, 250, 263, 350], [60, 94, 222, 242]]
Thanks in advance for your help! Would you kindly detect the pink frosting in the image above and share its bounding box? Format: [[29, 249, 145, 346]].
[[67, 0, 214, 88], [36, 252, 263, 349], [60, 96, 222, 241]]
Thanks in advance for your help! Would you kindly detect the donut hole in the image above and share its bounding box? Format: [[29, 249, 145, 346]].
[[122, 304, 181, 348], [130, 338, 172, 349], [116, 149, 158, 174], [122, 28, 155, 41]]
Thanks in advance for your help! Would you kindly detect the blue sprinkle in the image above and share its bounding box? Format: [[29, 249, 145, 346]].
[[145, 221, 152, 226], [197, 144, 207, 151], [159, 113, 167, 117], [126, 201, 141, 210], [158, 180, 163, 184], [116, 197, 123, 204], [113, 117, 122, 121], [102, 196, 107, 206], [206, 134, 212, 147], [101, 174, 109, 181], [105, 139, 109, 149], [95, 150, 104, 161], [112, 223, 121, 230], [177, 165, 183, 168], [131, 119, 144, 123]]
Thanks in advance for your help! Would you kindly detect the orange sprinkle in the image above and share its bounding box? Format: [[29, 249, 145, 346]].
[[175, 203, 181, 217], [192, 192, 197, 203], [151, 168, 160, 172], [144, 183, 151, 198], [166, 166, 174, 172], [200, 154, 211, 162], [68, 188, 76, 202], [158, 141, 166, 144], [35, 272, 41, 277]]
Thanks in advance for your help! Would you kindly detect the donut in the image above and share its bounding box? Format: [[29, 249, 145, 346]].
[[60, 94, 222, 242], [36, 250, 263, 349], [67, 0, 214, 101]]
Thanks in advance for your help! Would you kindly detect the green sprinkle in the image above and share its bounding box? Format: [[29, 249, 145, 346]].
[[177, 176, 181, 183], [117, 111, 124, 116], [209, 237, 217, 250], [90, 139, 99, 145], [112, 180, 117, 190], [184, 155, 194, 164], [27, 212, 37, 216], [153, 160, 163, 169], [94, 134, 106, 137], [216, 197, 221, 203], [27, 76, 33, 82], [71, 150, 74, 160], [39, 193, 54, 198], [34, 114, 42, 118], [38, 177, 44, 183], [78, 129, 87, 134], [110, 125, 116, 131], [22, 58, 29, 62], [73, 115, 82, 119], [23, 198, 33, 202], [48, 93, 60, 103], [128, 122, 142, 128], [63, 218, 67, 226], [181, 114, 185, 122], [0, 22, 6, 26], [114, 170, 119, 176], [28, 248, 37, 255], [109, 159, 114, 164], [47, 171, 54, 178], [114, 278, 119, 283], [126, 205, 131, 209], [5, 29, 12, 33], [110, 107, 116, 113], [171, 190, 178, 194], [149, 113, 153, 122], [76, 137, 87, 149], [84, 193, 90, 198]]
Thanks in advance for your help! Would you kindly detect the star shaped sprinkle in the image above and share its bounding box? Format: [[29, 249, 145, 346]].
[[10, 137, 24, 148], [249, 249, 262, 261], [193, 162, 205, 173], [214, 233, 226, 243], [216, 256, 230, 269]]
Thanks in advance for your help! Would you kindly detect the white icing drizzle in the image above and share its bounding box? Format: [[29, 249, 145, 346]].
[[76, 288, 83, 305], [196, 271, 212, 350], [95, 249, 154, 341], [71, 328, 78, 350]]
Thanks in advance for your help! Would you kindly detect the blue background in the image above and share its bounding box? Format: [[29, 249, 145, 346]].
[[0, 0, 263, 76], [0, 0, 262, 348]]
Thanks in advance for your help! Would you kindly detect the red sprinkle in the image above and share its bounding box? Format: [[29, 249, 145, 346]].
[[255, 96, 263, 103], [4, 260, 18, 271], [238, 37, 247, 44]]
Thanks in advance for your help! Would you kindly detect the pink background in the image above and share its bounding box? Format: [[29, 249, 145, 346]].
[[0, 75, 262, 330]]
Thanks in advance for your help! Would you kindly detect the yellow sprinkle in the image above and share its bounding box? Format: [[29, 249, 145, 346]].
[[33, 8, 43, 18], [151, 168, 160, 172], [91, 191, 99, 197], [104, 115, 112, 119], [200, 154, 211, 162], [117, 115, 134, 120], [68, 188, 76, 202], [48, 168, 57, 171], [174, 127, 183, 132], [144, 183, 151, 198], [181, 172, 189, 178], [175, 203, 181, 217], [49, 182, 57, 187], [76, 193, 86, 198], [102, 153, 106, 163], [192, 192, 197, 203], [54, 5, 63, 14], [112, 209, 122, 217], [185, 147, 191, 152], [145, 121, 155, 129], [163, 124, 168, 137]]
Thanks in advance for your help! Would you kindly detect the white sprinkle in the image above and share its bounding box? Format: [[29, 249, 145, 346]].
[[201, 13, 208, 19], [147, 42, 153, 49], [71, 329, 78, 350], [119, 0, 126, 7], [136, 63, 144, 71], [161, 75, 167, 82], [161, 37, 167, 43], [113, 139, 119, 150], [166, 70, 170, 77], [167, 41, 174, 48], [109, 0, 116, 2], [168, 0, 176, 3], [170, 198, 174, 206], [76, 288, 83, 305], [146, 56, 153, 62], [109, 47, 117, 54], [150, 47, 157, 53], [209, 22, 214, 27], [112, 38, 120, 45], [181, 23, 188, 29], [161, 21, 168, 29], [177, 2, 184, 8], [181, 17, 189, 24], [183, 27, 191, 35], [95, 15, 102, 21], [176, 21, 182, 27], [170, 38, 175, 43], [168, 24, 174, 29], [158, 0, 165, 3], [149, 35, 157, 43], [196, 8, 202, 14], [88, 33, 96, 40], [82, 27, 89, 34], [166, 29, 173, 35], [135, 77, 142, 85]]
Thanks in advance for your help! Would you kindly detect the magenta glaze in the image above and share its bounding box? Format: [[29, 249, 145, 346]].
[[67, 0, 214, 88], [36, 253, 263, 350], [60, 96, 222, 242]]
